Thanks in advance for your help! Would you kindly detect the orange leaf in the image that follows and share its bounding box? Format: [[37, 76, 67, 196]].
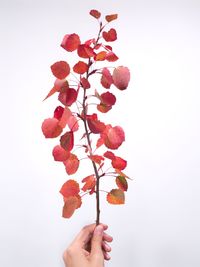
[[97, 103, 112, 113], [107, 189, 125, 204], [61, 33, 80, 52], [60, 179, 80, 198], [104, 126, 125, 149], [82, 175, 96, 192], [60, 131, 74, 151], [51, 61, 70, 79], [41, 118, 63, 138], [63, 153, 79, 175], [105, 14, 118, 22], [116, 176, 128, 191], [90, 9, 101, 19], [62, 196, 79, 218], [73, 61, 88, 74], [88, 155, 104, 165], [113, 66, 130, 90], [52, 145, 70, 161], [102, 28, 117, 42], [95, 51, 107, 61]]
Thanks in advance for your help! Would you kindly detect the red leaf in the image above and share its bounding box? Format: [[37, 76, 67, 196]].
[[60, 131, 74, 151], [94, 51, 107, 61], [77, 44, 95, 58], [63, 153, 79, 175], [103, 151, 115, 160], [61, 33, 80, 52], [104, 126, 125, 149], [88, 155, 104, 165], [101, 68, 113, 89], [54, 106, 64, 120], [41, 118, 63, 138], [60, 179, 80, 198], [81, 77, 91, 89], [62, 196, 79, 218], [107, 189, 125, 204], [87, 114, 106, 134], [52, 145, 70, 161], [73, 61, 88, 74], [82, 175, 96, 192], [51, 61, 70, 79], [112, 156, 127, 170], [105, 14, 118, 22], [58, 88, 77, 106], [90, 9, 101, 19], [106, 52, 119, 62], [113, 66, 130, 90], [116, 176, 128, 191], [101, 92, 116, 106], [102, 28, 117, 42]]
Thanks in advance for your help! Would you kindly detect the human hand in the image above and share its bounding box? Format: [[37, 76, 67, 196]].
[[63, 223, 113, 267]]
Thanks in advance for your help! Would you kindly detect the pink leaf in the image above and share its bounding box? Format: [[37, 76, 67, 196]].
[[41, 118, 63, 138], [61, 33, 80, 52], [63, 153, 79, 175], [52, 145, 70, 161], [112, 66, 130, 90], [104, 126, 125, 149]]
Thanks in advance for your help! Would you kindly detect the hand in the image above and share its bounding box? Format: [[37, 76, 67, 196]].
[[63, 223, 113, 267]]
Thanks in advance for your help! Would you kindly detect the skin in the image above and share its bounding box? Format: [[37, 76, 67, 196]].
[[63, 223, 113, 267]]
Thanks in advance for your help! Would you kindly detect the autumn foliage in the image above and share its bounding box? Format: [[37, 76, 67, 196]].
[[42, 9, 130, 223]]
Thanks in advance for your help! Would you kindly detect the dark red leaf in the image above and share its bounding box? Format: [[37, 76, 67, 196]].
[[61, 33, 81, 52], [101, 92, 116, 106], [60, 131, 74, 151], [106, 52, 119, 62], [51, 61, 70, 79], [102, 28, 117, 42], [81, 77, 91, 89], [90, 9, 101, 19], [54, 106, 64, 120]]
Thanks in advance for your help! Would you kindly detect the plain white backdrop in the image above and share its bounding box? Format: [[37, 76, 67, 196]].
[[0, 0, 200, 266]]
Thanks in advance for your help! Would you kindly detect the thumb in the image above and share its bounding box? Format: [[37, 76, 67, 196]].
[[91, 224, 104, 257]]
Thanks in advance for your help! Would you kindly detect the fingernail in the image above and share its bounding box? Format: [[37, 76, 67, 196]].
[[94, 225, 104, 235]]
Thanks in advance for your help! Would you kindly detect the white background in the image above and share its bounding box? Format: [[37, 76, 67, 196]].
[[0, 0, 200, 266]]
